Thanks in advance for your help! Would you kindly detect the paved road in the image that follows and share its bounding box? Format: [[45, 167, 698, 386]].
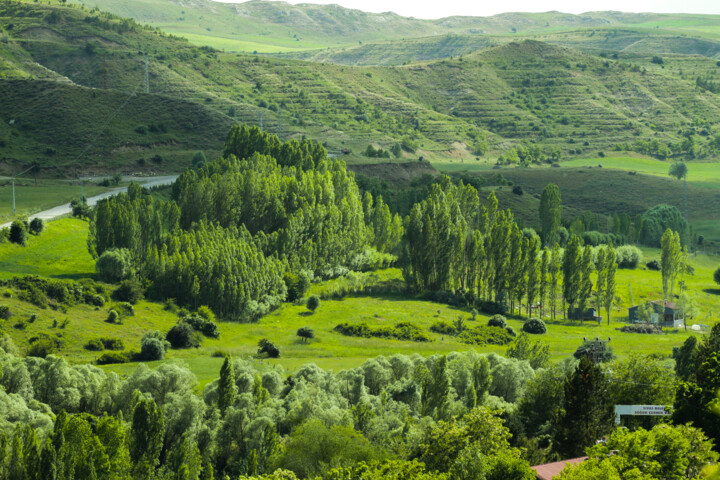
[[1, 175, 178, 228]]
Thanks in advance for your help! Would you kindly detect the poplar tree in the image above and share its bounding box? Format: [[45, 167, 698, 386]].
[[525, 236, 540, 317], [218, 356, 237, 416], [539, 248, 549, 319], [130, 396, 165, 478], [577, 246, 594, 320], [548, 244, 562, 320], [539, 184, 562, 246], [661, 229, 682, 300], [603, 246, 617, 325], [562, 235, 582, 318], [594, 247, 607, 319]]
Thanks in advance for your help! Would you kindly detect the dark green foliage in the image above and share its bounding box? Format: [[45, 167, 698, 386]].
[[139, 330, 168, 360], [522, 318, 546, 334], [27, 333, 63, 358], [112, 278, 144, 304], [487, 314, 507, 328], [9, 220, 27, 246], [306, 295, 320, 312], [96, 351, 129, 365], [573, 339, 615, 362], [217, 356, 236, 416], [714, 265, 720, 285], [95, 248, 132, 283], [181, 314, 220, 338], [84, 339, 104, 351], [130, 396, 165, 478], [620, 324, 663, 334], [297, 326, 314, 342], [430, 320, 456, 335], [284, 272, 310, 302], [70, 198, 91, 218], [0, 305, 11, 320], [506, 333, 550, 369], [106, 309, 119, 323], [457, 325, 514, 346], [166, 322, 202, 349], [553, 356, 614, 458], [673, 336, 698, 382], [257, 338, 280, 358], [192, 150, 207, 167], [85, 337, 124, 351], [334, 322, 430, 342], [640, 204, 687, 247], [28, 218, 43, 235], [539, 183, 562, 246]]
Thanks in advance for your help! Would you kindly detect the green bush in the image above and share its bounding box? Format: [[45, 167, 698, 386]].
[[181, 314, 219, 338], [0, 305, 11, 320], [522, 318, 547, 334], [458, 325, 514, 346], [9, 220, 27, 246], [166, 322, 202, 349], [284, 271, 311, 302], [307, 295, 321, 312], [619, 324, 663, 334], [258, 338, 280, 358], [334, 322, 430, 342], [112, 278, 144, 304], [96, 248, 132, 283], [430, 320, 456, 335], [139, 331, 168, 361], [96, 352, 129, 365], [488, 315, 507, 328], [616, 245, 643, 269], [85, 339, 104, 351], [106, 309, 119, 323], [29, 218, 44, 235]]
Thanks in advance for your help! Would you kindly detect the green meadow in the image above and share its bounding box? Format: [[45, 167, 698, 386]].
[[0, 218, 717, 386]]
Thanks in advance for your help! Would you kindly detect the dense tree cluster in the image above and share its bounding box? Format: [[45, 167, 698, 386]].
[[89, 125, 395, 319]]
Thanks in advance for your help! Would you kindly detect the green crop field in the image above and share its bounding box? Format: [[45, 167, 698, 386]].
[[0, 217, 718, 386]]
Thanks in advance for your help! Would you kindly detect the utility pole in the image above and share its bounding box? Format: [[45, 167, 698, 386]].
[[259, 112, 263, 130], [144, 56, 150, 94]]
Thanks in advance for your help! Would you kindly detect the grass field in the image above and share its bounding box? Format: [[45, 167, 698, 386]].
[[0, 218, 718, 386], [0, 218, 95, 279], [0, 179, 109, 222]]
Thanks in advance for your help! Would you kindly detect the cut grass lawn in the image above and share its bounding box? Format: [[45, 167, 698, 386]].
[[0, 218, 718, 387]]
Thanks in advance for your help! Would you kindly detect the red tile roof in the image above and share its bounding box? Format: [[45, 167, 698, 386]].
[[531, 457, 588, 480]]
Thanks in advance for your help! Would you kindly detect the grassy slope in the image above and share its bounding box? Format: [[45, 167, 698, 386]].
[[3, 2, 720, 174], [0, 218, 717, 386]]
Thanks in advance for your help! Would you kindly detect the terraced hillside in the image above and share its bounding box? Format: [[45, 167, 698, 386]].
[[2, 1, 720, 173]]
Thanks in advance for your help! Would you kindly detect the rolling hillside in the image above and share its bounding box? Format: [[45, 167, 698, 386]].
[[2, 0, 720, 174]]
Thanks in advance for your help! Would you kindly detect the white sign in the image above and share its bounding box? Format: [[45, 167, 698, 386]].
[[615, 405, 671, 424]]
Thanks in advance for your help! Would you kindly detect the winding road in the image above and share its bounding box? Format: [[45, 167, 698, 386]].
[[1, 175, 178, 229]]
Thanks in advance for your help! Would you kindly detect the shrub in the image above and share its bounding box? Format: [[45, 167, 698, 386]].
[[512, 185, 524, 195], [616, 245, 643, 269], [106, 309, 119, 323], [27, 334, 63, 358], [112, 278, 144, 304], [258, 338, 280, 358], [306, 295, 320, 312], [29, 218, 44, 235], [297, 326, 315, 342], [523, 318, 547, 334], [430, 321, 456, 335], [458, 325, 514, 346], [574, 340, 614, 362], [646, 260, 661, 271], [166, 322, 202, 349], [116, 302, 135, 317], [139, 331, 168, 361], [9, 220, 27, 246], [96, 352, 129, 365], [714, 266, 720, 285], [85, 339, 104, 351], [488, 314, 507, 328], [101, 337, 124, 350], [89, 294, 105, 307], [0, 305, 11, 320], [505, 325, 517, 337], [196, 305, 215, 322], [334, 322, 430, 342], [620, 324, 663, 334], [96, 248, 132, 283], [182, 314, 219, 338]]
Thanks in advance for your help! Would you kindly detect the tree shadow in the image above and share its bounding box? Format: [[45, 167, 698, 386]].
[[298, 311, 313, 317], [703, 288, 720, 296]]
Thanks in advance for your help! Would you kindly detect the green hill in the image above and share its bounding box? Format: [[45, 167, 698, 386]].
[[2, 1, 720, 174]]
